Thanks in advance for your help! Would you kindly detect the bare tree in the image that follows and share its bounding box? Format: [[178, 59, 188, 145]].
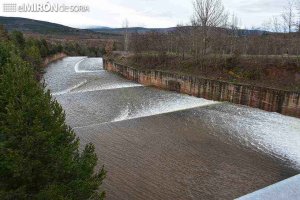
[[229, 13, 239, 31], [123, 19, 129, 51], [296, 0, 300, 32], [193, 0, 227, 27], [228, 13, 240, 54], [105, 40, 115, 56], [271, 16, 282, 32], [262, 16, 282, 32], [174, 24, 190, 60], [192, 0, 228, 57], [282, 0, 296, 33]]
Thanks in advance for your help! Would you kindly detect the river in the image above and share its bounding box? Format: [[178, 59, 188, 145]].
[[44, 57, 300, 200]]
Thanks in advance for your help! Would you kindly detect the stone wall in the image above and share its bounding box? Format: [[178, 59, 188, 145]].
[[103, 58, 300, 118]]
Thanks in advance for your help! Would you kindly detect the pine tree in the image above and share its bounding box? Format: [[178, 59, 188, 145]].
[[24, 44, 42, 72], [0, 39, 105, 199], [10, 31, 25, 50], [0, 25, 9, 40]]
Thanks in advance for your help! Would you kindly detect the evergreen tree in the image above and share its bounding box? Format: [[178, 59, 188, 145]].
[[10, 31, 25, 50], [0, 25, 9, 40], [38, 40, 49, 58], [0, 38, 105, 199], [24, 44, 42, 72]]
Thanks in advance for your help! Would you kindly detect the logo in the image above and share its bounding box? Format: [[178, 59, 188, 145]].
[[3, 3, 17, 12], [2, 2, 90, 13]]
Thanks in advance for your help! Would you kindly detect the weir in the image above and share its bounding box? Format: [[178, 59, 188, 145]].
[[44, 57, 300, 199], [103, 58, 300, 118]]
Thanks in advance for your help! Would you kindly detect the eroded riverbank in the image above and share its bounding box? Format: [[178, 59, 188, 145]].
[[44, 57, 300, 200]]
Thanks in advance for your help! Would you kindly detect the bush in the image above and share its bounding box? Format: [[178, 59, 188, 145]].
[[224, 53, 240, 71], [242, 69, 262, 80]]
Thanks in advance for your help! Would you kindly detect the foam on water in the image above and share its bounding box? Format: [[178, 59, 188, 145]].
[[52, 80, 88, 96], [70, 82, 143, 94], [242, 113, 300, 167], [203, 105, 300, 168], [74, 57, 103, 73], [112, 94, 219, 123], [112, 105, 130, 122]]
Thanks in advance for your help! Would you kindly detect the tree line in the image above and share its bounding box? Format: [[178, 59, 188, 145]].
[[262, 0, 300, 33], [0, 25, 106, 199], [114, 0, 300, 88], [0, 25, 63, 77], [0, 24, 105, 77], [128, 0, 300, 61]]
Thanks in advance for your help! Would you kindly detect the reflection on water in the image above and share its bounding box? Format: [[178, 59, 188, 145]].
[[44, 57, 300, 200]]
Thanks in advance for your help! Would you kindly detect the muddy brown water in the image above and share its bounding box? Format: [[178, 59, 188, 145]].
[[44, 57, 300, 200]]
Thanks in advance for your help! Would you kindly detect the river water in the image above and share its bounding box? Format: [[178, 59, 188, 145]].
[[44, 57, 300, 200]]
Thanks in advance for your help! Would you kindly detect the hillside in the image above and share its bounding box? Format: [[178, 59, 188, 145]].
[[0, 16, 127, 59], [89, 26, 267, 36], [90, 27, 176, 34], [0, 16, 93, 35], [0, 16, 268, 37]]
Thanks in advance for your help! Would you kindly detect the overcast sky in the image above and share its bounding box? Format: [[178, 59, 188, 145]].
[[0, 0, 291, 29]]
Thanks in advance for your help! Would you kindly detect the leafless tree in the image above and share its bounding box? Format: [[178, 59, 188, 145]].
[[193, 0, 227, 27], [229, 13, 239, 31], [105, 40, 115, 55], [128, 0, 300, 74], [271, 16, 282, 32], [174, 25, 191, 60], [296, 0, 300, 31], [123, 19, 129, 51], [282, 0, 296, 33], [192, 0, 228, 57], [228, 13, 240, 54], [262, 16, 282, 32]]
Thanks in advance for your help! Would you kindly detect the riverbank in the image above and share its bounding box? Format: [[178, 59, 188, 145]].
[[103, 57, 300, 118], [43, 52, 67, 66], [36, 53, 67, 80]]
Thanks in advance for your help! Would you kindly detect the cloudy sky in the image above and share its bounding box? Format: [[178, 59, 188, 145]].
[[0, 0, 291, 29]]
